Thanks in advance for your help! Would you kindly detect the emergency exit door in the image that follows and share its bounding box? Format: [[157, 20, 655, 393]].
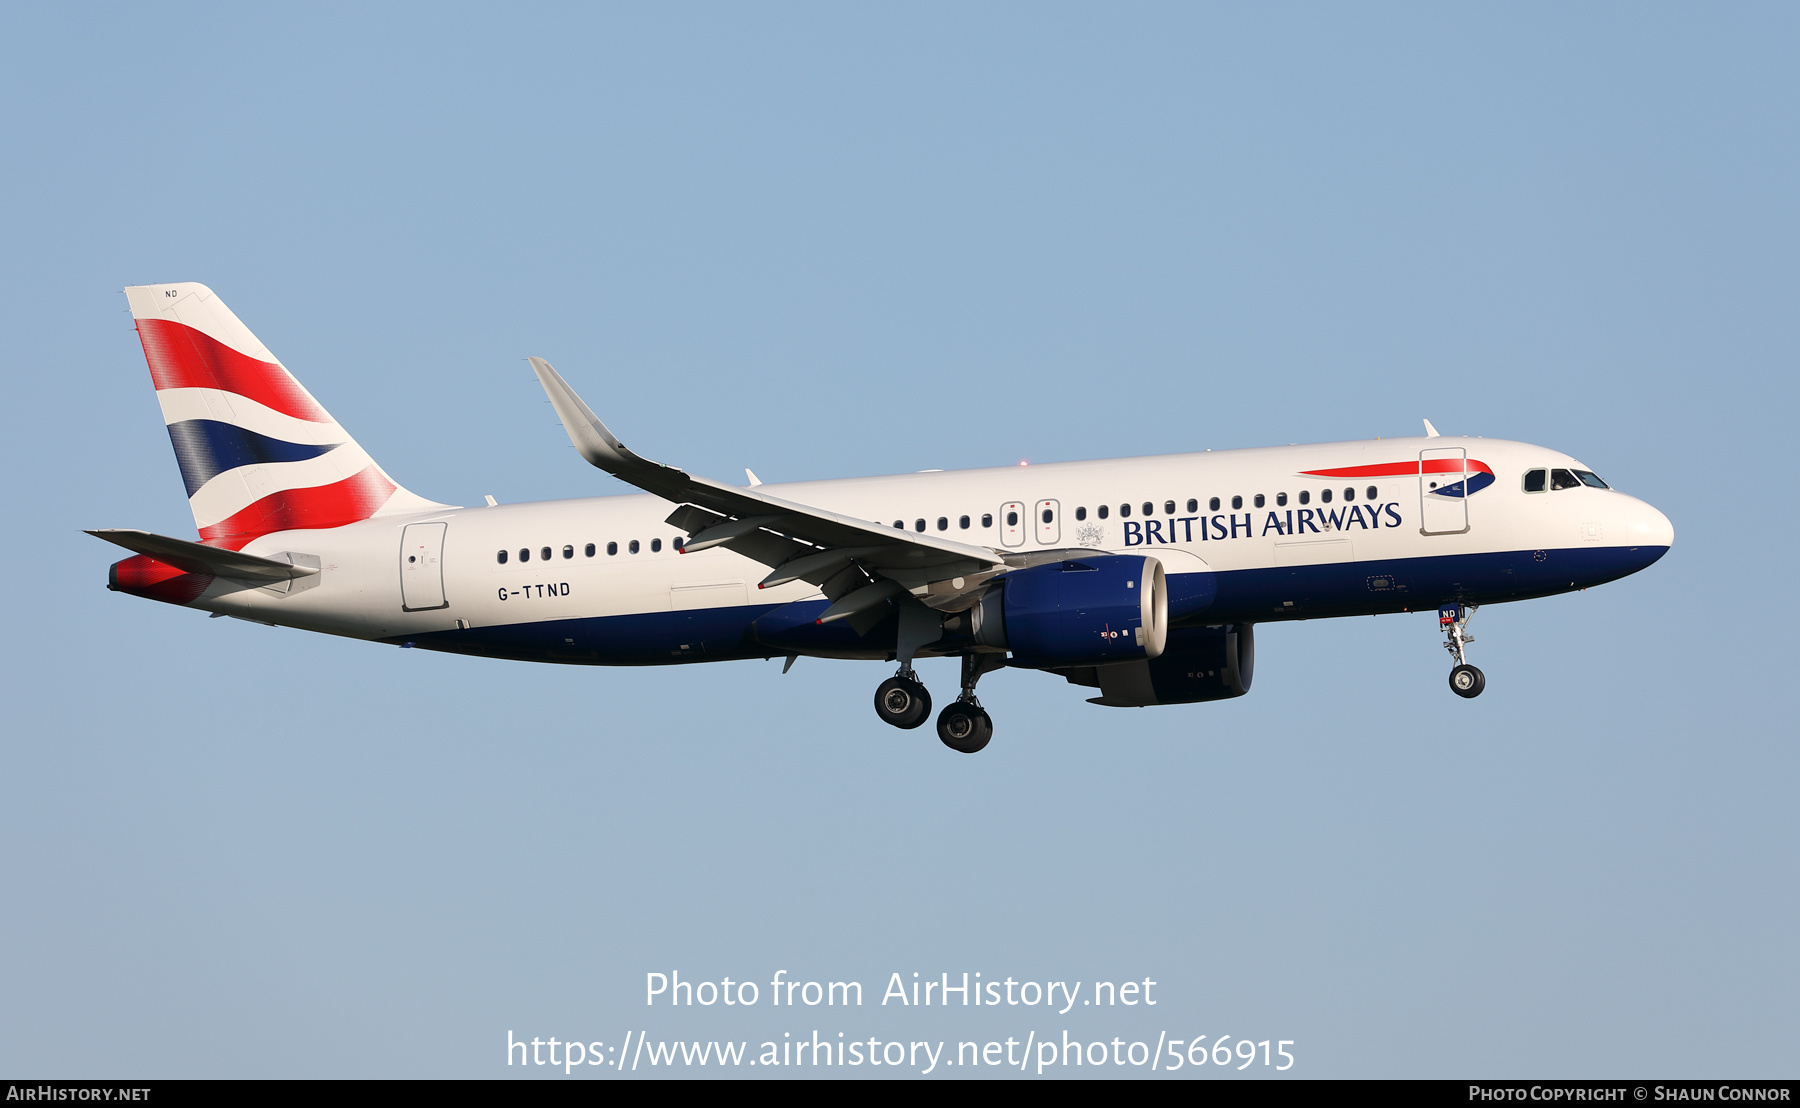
[[1034, 499, 1060, 545], [400, 522, 449, 610], [999, 502, 1026, 547]]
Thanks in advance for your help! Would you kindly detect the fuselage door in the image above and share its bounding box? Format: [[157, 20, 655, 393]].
[[400, 521, 449, 610], [999, 501, 1026, 547], [1034, 499, 1060, 546], [1419, 447, 1470, 536]]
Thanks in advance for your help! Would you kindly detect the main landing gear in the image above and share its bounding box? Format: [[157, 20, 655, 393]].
[[871, 652, 1005, 754], [1440, 602, 1485, 699], [935, 653, 1005, 754], [873, 669, 932, 729]]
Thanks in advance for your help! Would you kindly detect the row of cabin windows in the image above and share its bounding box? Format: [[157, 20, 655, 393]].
[[897, 513, 994, 532], [495, 538, 676, 564], [495, 480, 1402, 564], [1070, 487, 1381, 520], [886, 487, 1385, 534]]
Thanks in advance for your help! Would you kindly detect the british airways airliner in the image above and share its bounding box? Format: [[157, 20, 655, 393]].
[[94, 283, 1673, 753]]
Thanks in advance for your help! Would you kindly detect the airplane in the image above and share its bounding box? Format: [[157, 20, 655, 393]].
[[93, 283, 1674, 753]]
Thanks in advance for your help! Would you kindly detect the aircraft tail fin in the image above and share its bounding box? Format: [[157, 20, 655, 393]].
[[123, 283, 447, 550]]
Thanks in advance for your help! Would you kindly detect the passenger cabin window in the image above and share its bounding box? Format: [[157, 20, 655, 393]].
[[1098, 505, 1109, 519], [1321, 489, 1333, 504], [1299, 491, 1310, 505], [959, 515, 970, 529], [497, 550, 508, 564], [1551, 468, 1581, 491], [651, 538, 662, 552], [1230, 496, 1242, 510], [893, 520, 904, 529], [1366, 485, 1378, 500], [1209, 497, 1220, 512], [563, 545, 574, 559], [629, 540, 640, 554], [1186, 499, 1198, 513], [1253, 494, 1265, 508], [607, 541, 618, 556], [1141, 502, 1153, 516], [1276, 492, 1287, 507], [1523, 469, 1547, 493], [540, 546, 552, 561], [1343, 487, 1355, 501], [915, 519, 926, 532], [981, 513, 993, 527], [585, 543, 595, 557], [1005, 510, 1018, 526], [1575, 470, 1609, 489], [519, 548, 530, 562], [937, 517, 948, 531], [1120, 504, 1131, 518], [1164, 500, 1175, 515], [1075, 507, 1087, 521]]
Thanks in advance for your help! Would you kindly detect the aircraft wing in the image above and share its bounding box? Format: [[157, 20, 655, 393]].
[[530, 358, 1005, 625]]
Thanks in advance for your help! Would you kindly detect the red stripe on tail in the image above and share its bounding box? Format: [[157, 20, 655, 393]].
[[199, 465, 397, 550], [136, 317, 331, 423]]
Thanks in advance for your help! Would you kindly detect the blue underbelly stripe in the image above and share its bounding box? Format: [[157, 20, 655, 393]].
[[395, 545, 1670, 667]]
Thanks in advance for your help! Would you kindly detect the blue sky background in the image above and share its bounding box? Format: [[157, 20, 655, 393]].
[[1, 3, 1794, 1078]]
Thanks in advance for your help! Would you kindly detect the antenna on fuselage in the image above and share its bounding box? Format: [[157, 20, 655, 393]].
[[1422, 419, 1441, 438]]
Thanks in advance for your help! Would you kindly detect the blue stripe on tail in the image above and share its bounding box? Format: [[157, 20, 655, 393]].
[[165, 419, 342, 497]]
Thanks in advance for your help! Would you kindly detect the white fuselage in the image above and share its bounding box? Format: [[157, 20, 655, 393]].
[[177, 435, 1672, 664]]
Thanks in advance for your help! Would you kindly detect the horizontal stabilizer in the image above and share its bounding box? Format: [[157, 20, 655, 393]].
[[86, 529, 320, 583]]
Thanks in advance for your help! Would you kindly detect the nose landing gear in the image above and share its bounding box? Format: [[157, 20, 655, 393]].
[[1440, 602, 1485, 698]]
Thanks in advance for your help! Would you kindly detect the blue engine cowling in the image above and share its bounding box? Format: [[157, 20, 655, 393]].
[[971, 554, 1169, 668], [1072, 623, 1254, 706]]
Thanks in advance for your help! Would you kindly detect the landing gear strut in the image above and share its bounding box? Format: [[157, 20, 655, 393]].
[[1441, 602, 1485, 699], [937, 653, 1004, 754], [873, 601, 940, 730]]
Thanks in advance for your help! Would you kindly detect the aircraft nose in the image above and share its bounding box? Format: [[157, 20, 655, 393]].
[[1622, 494, 1674, 550]]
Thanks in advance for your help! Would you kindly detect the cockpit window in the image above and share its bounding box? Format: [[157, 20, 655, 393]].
[[1575, 470, 1609, 489], [1550, 468, 1581, 491], [1523, 469, 1547, 493]]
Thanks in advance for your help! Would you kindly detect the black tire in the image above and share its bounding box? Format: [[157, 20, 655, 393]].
[[874, 676, 932, 729], [1449, 664, 1486, 699], [937, 702, 992, 753]]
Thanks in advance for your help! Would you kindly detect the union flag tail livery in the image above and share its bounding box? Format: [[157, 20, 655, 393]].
[[124, 282, 445, 550], [95, 282, 1674, 754]]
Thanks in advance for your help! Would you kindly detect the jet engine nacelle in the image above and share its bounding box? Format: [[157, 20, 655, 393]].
[[1082, 623, 1255, 707], [967, 554, 1169, 668]]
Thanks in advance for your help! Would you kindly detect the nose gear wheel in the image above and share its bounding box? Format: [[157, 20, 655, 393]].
[[1449, 663, 1485, 698], [1439, 603, 1486, 698]]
